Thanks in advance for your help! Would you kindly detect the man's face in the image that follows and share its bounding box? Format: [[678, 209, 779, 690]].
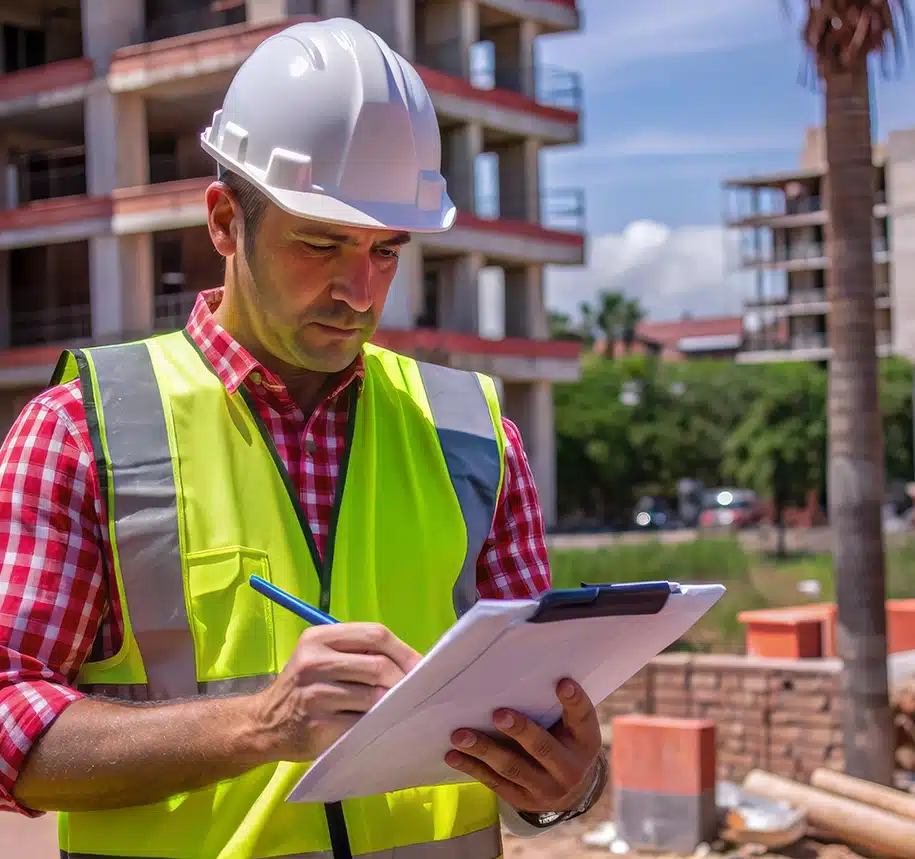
[[215, 188, 409, 374]]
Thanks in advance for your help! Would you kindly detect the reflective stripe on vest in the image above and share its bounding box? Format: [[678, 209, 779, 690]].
[[78, 342, 501, 701], [60, 823, 503, 859]]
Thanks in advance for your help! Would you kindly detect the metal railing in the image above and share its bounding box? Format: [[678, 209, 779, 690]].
[[791, 332, 828, 350], [10, 304, 92, 347], [136, 3, 246, 45], [154, 291, 198, 331], [790, 288, 827, 304], [415, 38, 582, 111], [473, 187, 585, 232]]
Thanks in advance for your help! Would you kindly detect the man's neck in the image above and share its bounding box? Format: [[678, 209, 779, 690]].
[[213, 290, 330, 415]]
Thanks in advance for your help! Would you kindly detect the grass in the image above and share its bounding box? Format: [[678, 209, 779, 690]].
[[548, 535, 915, 653]]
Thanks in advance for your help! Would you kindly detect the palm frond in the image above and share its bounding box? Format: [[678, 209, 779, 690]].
[[784, 0, 912, 84]]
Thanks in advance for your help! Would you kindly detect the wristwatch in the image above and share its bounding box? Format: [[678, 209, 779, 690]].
[[518, 750, 608, 829]]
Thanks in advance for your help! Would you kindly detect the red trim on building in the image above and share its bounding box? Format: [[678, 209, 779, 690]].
[[0, 57, 93, 102], [0, 196, 112, 232], [454, 210, 584, 246], [416, 65, 578, 124], [108, 17, 314, 75], [0, 344, 63, 371]]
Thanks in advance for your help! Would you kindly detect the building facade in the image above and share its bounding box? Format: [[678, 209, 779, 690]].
[[0, 0, 586, 524], [723, 126, 915, 365]]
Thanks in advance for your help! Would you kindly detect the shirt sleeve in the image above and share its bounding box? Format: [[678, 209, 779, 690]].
[[476, 417, 552, 600], [0, 388, 108, 815]]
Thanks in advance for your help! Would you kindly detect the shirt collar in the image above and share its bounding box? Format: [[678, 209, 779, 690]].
[[185, 287, 365, 398]]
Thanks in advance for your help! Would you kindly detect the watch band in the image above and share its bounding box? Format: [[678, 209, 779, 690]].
[[518, 750, 608, 829]]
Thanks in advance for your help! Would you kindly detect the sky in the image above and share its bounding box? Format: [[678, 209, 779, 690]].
[[522, 0, 915, 324]]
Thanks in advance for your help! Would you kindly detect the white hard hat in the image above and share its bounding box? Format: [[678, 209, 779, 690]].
[[200, 17, 455, 233]]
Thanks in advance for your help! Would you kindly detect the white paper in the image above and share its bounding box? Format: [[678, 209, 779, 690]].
[[287, 583, 725, 803]]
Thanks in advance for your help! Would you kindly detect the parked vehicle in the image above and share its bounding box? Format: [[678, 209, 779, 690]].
[[698, 488, 762, 530]]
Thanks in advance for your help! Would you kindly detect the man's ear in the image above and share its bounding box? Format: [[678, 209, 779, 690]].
[[206, 182, 240, 258]]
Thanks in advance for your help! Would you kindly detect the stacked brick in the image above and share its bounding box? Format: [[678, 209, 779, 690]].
[[597, 654, 845, 783]]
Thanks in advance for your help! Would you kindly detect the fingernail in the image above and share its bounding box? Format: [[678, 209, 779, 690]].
[[494, 710, 514, 730], [559, 680, 577, 699], [455, 731, 476, 748]]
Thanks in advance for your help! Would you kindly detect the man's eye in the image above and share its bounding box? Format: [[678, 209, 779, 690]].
[[376, 247, 400, 260], [302, 241, 336, 252]]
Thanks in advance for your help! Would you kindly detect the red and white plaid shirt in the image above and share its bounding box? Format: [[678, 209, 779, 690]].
[[0, 289, 552, 816]]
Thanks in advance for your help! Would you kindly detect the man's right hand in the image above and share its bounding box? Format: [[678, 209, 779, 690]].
[[252, 623, 422, 762]]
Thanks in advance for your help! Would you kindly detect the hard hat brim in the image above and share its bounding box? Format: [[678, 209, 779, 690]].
[[203, 137, 456, 234]]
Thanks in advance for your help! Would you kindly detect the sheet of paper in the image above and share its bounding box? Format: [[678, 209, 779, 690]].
[[287, 583, 725, 803]]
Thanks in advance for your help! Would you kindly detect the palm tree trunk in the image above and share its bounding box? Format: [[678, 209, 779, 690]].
[[823, 68, 894, 785]]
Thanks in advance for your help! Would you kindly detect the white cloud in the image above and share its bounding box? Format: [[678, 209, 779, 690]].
[[545, 221, 752, 322]]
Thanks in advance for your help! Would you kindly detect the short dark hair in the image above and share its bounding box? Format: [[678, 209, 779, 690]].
[[220, 169, 267, 259]]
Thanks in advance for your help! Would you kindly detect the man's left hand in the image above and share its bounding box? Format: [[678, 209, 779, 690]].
[[444, 678, 602, 814]]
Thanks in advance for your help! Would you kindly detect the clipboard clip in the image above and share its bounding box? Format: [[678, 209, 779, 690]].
[[527, 581, 674, 623]]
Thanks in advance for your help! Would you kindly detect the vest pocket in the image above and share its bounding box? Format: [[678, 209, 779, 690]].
[[185, 547, 278, 681]]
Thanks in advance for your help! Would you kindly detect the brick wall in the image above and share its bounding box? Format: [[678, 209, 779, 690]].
[[597, 654, 845, 783]]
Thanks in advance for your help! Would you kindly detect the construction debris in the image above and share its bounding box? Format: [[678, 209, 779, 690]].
[[716, 781, 807, 849], [743, 768, 915, 859]]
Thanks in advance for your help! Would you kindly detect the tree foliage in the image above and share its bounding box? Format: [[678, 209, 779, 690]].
[[553, 351, 913, 527]]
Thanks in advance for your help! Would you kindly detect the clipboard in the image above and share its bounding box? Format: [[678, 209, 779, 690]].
[[287, 581, 725, 804]]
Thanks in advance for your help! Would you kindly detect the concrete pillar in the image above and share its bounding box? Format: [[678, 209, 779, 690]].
[[90, 233, 155, 341], [380, 241, 422, 329], [442, 122, 482, 212], [246, 0, 288, 23], [81, 0, 144, 74], [887, 130, 915, 360], [0, 251, 9, 350], [496, 139, 540, 223], [353, 0, 413, 57], [441, 251, 483, 334], [85, 89, 149, 195], [486, 18, 537, 97], [503, 265, 547, 340], [320, 0, 352, 16], [502, 380, 557, 528], [416, 0, 478, 77]]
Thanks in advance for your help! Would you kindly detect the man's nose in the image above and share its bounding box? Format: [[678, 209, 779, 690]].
[[329, 253, 374, 313]]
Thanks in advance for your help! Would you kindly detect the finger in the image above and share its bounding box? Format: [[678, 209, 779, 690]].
[[556, 679, 602, 753], [449, 729, 549, 794], [312, 623, 422, 674], [297, 649, 409, 690], [298, 681, 386, 716], [444, 750, 530, 809], [490, 709, 576, 786]]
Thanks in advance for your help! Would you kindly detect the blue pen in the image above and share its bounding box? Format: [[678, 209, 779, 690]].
[[249, 575, 340, 625]]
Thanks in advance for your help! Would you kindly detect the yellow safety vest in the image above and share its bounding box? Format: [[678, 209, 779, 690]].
[[50, 329, 507, 859]]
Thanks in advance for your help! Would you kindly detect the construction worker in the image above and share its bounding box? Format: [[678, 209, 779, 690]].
[[0, 18, 606, 859]]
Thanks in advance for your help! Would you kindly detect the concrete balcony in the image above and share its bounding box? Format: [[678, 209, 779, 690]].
[[744, 287, 892, 317], [371, 328, 581, 383], [479, 0, 580, 33], [739, 328, 895, 364], [110, 176, 585, 265], [0, 56, 93, 118]]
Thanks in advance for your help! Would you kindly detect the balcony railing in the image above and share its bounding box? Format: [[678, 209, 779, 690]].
[[154, 291, 198, 331], [790, 332, 828, 350], [136, 4, 246, 45], [416, 39, 582, 111], [474, 188, 585, 232], [10, 304, 91, 347], [790, 288, 827, 304]]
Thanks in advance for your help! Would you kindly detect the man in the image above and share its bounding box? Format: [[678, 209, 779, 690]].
[[0, 17, 606, 859]]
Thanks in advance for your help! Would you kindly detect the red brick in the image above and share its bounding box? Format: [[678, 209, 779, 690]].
[[612, 716, 716, 795]]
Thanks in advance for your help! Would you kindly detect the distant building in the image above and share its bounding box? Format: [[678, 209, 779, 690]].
[[723, 126, 915, 364], [604, 315, 745, 361]]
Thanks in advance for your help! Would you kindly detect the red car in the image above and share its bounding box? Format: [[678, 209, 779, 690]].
[[698, 489, 762, 530]]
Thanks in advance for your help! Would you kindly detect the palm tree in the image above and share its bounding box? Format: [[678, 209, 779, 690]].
[[786, 0, 910, 785], [619, 299, 645, 354], [596, 291, 625, 359]]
